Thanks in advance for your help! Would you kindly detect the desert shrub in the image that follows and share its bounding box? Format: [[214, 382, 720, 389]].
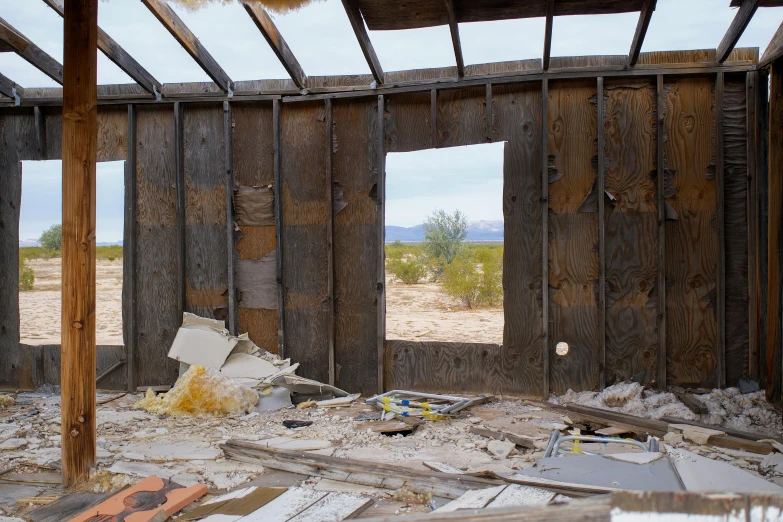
[[18, 257, 34, 291], [39, 224, 62, 251], [424, 209, 467, 266], [387, 257, 428, 285], [475, 248, 503, 306], [97, 245, 123, 260], [442, 251, 503, 309]]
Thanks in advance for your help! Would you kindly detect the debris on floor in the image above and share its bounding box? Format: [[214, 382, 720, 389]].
[[0, 395, 14, 409]]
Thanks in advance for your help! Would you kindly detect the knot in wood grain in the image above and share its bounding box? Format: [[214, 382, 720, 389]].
[[72, 321, 83, 330], [70, 429, 79, 437]]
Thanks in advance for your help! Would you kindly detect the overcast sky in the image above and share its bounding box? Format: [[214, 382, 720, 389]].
[[4, 0, 782, 236]]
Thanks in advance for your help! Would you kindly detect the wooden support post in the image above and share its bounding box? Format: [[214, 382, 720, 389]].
[[541, 78, 550, 399], [61, 0, 98, 487], [759, 69, 770, 390], [0, 16, 64, 84], [273, 99, 285, 357], [34, 106, 46, 159], [656, 74, 667, 390], [443, 0, 464, 78], [0, 71, 23, 100], [716, 72, 726, 389], [341, 0, 384, 85], [485, 83, 493, 141], [543, 0, 554, 71], [747, 71, 759, 382], [123, 103, 137, 393], [431, 89, 438, 148], [716, 0, 759, 63], [174, 102, 186, 322], [325, 98, 335, 386], [377, 94, 386, 393], [224, 100, 236, 335], [761, 22, 783, 68], [597, 76, 606, 390], [243, 3, 307, 89], [628, 0, 656, 66]]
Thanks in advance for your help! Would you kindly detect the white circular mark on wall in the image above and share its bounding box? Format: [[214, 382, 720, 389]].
[[556, 342, 569, 356]]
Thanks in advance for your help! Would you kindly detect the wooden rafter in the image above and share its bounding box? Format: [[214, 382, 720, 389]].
[[444, 0, 465, 77], [141, 0, 233, 92], [341, 0, 384, 85], [243, 3, 307, 89], [42, 0, 161, 95], [0, 16, 63, 85], [628, 0, 656, 66], [543, 0, 554, 70], [761, 21, 783, 67], [0, 71, 23, 99], [717, 0, 760, 63]]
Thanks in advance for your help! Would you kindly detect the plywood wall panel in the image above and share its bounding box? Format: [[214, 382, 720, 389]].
[[384, 92, 433, 153], [436, 87, 487, 148], [134, 106, 180, 385], [96, 106, 128, 162], [547, 80, 600, 394], [663, 77, 718, 387], [332, 98, 379, 395], [603, 80, 659, 385]]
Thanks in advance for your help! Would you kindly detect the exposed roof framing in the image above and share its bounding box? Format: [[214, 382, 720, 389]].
[[628, 0, 656, 66], [0, 16, 63, 85], [243, 3, 307, 89], [717, 0, 760, 63], [42, 0, 161, 95], [0, 71, 23, 99], [730, 0, 782, 5], [443, 0, 465, 77], [341, 0, 384, 85], [141, 0, 233, 92], [761, 20, 783, 67], [543, 0, 554, 70]]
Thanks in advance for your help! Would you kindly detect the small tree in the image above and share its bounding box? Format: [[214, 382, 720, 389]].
[[39, 224, 62, 251], [423, 209, 468, 266]]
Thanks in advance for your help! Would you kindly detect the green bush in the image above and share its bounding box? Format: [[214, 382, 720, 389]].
[[387, 257, 428, 285], [18, 257, 34, 292], [39, 224, 62, 251], [442, 251, 503, 309], [424, 209, 468, 266]]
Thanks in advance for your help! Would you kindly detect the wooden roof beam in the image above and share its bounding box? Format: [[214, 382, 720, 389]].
[[717, 0, 760, 63], [760, 20, 783, 67], [0, 71, 23, 100], [628, 0, 656, 66], [543, 0, 554, 70], [42, 0, 161, 95], [341, 0, 384, 85], [0, 16, 63, 85], [243, 3, 307, 89], [444, 0, 465, 77], [141, 0, 233, 92]]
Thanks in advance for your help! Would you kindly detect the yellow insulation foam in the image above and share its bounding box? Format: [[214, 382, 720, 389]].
[[134, 365, 258, 417]]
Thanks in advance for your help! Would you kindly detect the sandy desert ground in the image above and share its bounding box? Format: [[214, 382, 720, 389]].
[[19, 259, 503, 346]]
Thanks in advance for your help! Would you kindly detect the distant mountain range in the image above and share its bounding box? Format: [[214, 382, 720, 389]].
[[19, 239, 123, 247], [386, 220, 503, 242]]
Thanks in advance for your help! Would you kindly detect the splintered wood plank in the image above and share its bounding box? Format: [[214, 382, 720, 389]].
[[287, 492, 373, 521], [547, 79, 600, 394], [332, 98, 379, 395], [384, 92, 433, 152], [135, 106, 180, 386], [237, 487, 327, 522], [603, 79, 659, 386], [282, 102, 330, 384], [663, 77, 718, 387], [436, 86, 486, 148], [183, 103, 228, 322], [233, 101, 278, 352], [494, 82, 544, 396], [723, 75, 750, 387]]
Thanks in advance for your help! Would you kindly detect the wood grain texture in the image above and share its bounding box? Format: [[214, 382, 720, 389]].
[[123, 104, 137, 392], [747, 71, 759, 382], [0, 113, 21, 387], [436, 87, 487, 148], [224, 101, 237, 334], [767, 61, 783, 401], [282, 102, 330, 383], [663, 77, 718, 387], [183, 103, 228, 322], [761, 22, 783, 67], [547, 79, 600, 394], [232, 101, 278, 351], [376, 95, 385, 393], [716, 73, 726, 389], [723, 75, 750, 387], [135, 106, 180, 386], [603, 79, 659, 386], [494, 83, 544, 396], [757, 70, 769, 391], [96, 106, 127, 161], [384, 92, 433, 152], [332, 98, 379, 395], [656, 74, 666, 389]]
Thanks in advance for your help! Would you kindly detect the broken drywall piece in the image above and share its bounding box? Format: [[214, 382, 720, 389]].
[[666, 445, 781, 492], [668, 424, 725, 445], [423, 462, 466, 474], [168, 313, 238, 370], [316, 393, 360, 407], [485, 484, 556, 508], [271, 374, 349, 400], [236, 251, 277, 310], [234, 185, 275, 227], [433, 485, 508, 513], [221, 353, 279, 380], [256, 386, 293, 411]]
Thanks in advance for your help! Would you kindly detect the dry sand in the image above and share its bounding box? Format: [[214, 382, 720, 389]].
[[19, 258, 123, 345], [19, 259, 502, 346]]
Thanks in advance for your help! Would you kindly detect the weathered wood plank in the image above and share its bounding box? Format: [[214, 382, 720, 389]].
[[96, 106, 127, 162], [628, 0, 656, 66], [282, 102, 330, 383], [717, 0, 760, 63], [767, 60, 783, 401], [325, 99, 335, 385], [747, 71, 759, 382], [656, 74, 666, 389], [0, 16, 63, 85], [543, 0, 554, 70], [274, 99, 285, 356], [436, 86, 486, 148], [758, 70, 770, 390], [376, 95, 385, 393], [341, 0, 384, 85], [716, 73, 726, 389], [123, 104, 137, 392], [597, 77, 606, 390], [541, 79, 550, 398], [761, 22, 783, 67], [244, 3, 307, 90], [547, 79, 600, 394], [444, 0, 464, 77], [0, 72, 23, 100], [604, 79, 659, 386], [224, 101, 236, 335], [663, 76, 718, 387], [332, 98, 379, 395], [495, 82, 543, 396], [174, 102, 186, 325], [135, 106, 180, 386], [384, 92, 433, 153]]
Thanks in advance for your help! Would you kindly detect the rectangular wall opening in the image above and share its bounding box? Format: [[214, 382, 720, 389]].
[[385, 142, 505, 344], [19, 160, 125, 345]]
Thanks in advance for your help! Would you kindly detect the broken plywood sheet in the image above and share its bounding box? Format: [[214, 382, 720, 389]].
[[254, 437, 332, 451], [235, 488, 326, 522], [236, 251, 277, 310], [234, 185, 275, 227], [221, 353, 278, 380], [179, 487, 286, 521], [286, 492, 373, 522], [433, 485, 508, 513], [666, 446, 781, 492]]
